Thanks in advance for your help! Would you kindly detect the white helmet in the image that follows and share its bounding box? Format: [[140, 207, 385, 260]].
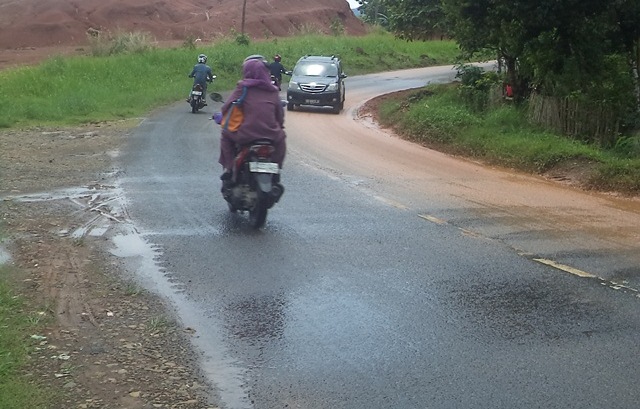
[[243, 54, 269, 68], [198, 54, 207, 64], [244, 54, 268, 64]]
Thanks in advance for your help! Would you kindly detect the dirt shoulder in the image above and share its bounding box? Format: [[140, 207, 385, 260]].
[[358, 90, 608, 193], [0, 123, 216, 408]]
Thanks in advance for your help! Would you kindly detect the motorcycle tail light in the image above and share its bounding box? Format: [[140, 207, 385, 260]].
[[253, 145, 275, 158]]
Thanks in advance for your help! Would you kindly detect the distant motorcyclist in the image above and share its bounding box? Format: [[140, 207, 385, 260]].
[[268, 54, 289, 90], [187, 53, 214, 105]]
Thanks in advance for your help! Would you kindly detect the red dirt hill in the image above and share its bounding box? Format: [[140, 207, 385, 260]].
[[0, 0, 365, 49]]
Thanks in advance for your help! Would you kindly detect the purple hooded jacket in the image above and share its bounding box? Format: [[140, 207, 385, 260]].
[[218, 58, 287, 170]]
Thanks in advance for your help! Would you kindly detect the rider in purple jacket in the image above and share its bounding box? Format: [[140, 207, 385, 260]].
[[218, 55, 287, 180]]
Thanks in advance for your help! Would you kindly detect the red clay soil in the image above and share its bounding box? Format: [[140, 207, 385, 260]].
[[0, 0, 365, 68]]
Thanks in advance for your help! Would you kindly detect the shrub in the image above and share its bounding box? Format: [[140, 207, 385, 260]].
[[330, 18, 345, 36], [234, 33, 250, 46], [455, 64, 501, 112], [88, 31, 155, 56], [613, 135, 640, 159], [182, 36, 197, 50]]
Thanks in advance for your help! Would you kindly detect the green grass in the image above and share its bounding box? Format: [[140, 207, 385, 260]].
[[0, 33, 460, 128], [0, 267, 51, 409], [379, 84, 640, 194]]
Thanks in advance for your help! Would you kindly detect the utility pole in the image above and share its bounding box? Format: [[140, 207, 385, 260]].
[[241, 0, 247, 35]]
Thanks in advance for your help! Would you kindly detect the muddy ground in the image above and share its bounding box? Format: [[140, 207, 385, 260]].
[[0, 122, 217, 408]]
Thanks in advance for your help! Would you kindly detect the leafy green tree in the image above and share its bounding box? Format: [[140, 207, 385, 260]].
[[610, 0, 640, 110], [379, 0, 640, 131], [441, 0, 536, 98], [441, 0, 639, 102], [356, 0, 390, 26], [381, 0, 447, 41]]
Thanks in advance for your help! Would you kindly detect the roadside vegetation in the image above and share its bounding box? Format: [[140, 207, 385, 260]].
[[355, 0, 640, 195], [0, 31, 459, 129], [377, 70, 640, 194], [0, 265, 51, 408]]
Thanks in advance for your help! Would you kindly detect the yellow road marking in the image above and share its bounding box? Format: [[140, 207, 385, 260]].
[[459, 228, 484, 239], [418, 214, 447, 225], [532, 258, 598, 278], [374, 196, 408, 210]]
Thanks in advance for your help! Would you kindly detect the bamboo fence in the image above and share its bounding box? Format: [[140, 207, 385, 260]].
[[527, 93, 619, 145]]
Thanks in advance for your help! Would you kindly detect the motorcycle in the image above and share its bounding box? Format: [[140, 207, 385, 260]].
[[221, 139, 284, 228], [188, 75, 216, 113], [270, 71, 292, 91]]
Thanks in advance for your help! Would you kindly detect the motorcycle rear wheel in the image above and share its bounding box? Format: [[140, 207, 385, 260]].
[[248, 191, 268, 228]]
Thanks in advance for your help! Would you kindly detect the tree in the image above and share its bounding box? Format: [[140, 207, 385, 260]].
[[440, 0, 639, 102], [378, 0, 639, 124], [441, 0, 526, 97], [609, 0, 640, 109], [356, 0, 389, 26], [382, 0, 447, 41]]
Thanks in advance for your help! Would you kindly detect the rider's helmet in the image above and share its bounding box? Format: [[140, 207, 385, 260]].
[[242, 55, 271, 77], [274, 54, 281, 62], [244, 54, 268, 64], [197, 53, 207, 64], [244, 55, 270, 70]]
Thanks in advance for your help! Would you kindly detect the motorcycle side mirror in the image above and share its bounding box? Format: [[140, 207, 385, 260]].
[[209, 92, 224, 103]]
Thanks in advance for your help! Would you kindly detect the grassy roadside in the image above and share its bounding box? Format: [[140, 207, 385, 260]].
[[0, 264, 51, 408], [0, 32, 460, 128], [377, 84, 640, 195]]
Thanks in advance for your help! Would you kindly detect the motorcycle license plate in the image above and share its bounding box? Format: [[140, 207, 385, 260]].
[[191, 91, 203, 96], [249, 162, 279, 174], [305, 99, 320, 104]]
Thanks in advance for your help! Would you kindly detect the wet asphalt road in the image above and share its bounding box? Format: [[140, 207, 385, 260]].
[[114, 67, 640, 409]]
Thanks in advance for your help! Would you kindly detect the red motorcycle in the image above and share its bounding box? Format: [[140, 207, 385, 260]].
[[222, 139, 284, 228]]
